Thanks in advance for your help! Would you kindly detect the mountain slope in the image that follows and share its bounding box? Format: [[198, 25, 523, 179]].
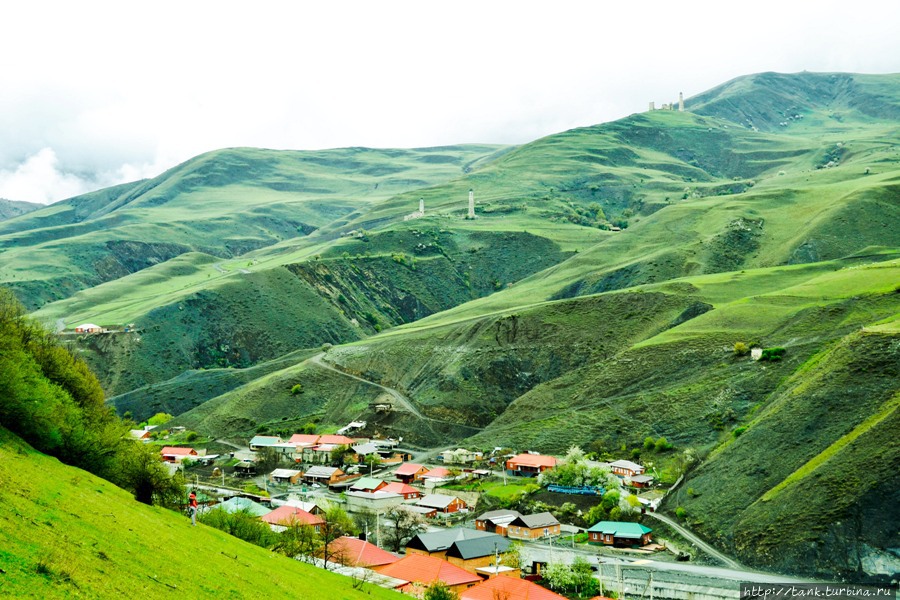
[[0, 145, 504, 310], [0, 198, 42, 221], [0, 427, 398, 599]]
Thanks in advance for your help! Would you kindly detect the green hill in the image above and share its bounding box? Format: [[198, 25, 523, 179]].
[[0, 145, 504, 310], [7, 71, 900, 582], [0, 198, 42, 222], [0, 427, 398, 599]]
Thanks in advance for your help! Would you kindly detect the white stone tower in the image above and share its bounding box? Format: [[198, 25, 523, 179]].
[[419, 198, 425, 214], [678, 92, 684, 112], [649, 101, 655, 111], [468, 189, 475, 219]]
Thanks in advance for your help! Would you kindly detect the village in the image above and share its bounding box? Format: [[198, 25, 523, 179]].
[[133, 421, 689, 599]]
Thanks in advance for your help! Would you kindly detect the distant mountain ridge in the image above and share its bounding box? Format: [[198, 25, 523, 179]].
[[0, 198, 42, 222]]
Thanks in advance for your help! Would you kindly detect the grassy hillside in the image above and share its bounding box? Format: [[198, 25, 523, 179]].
[[0, 198, 42, 221], [0, 427, 397, 598], [1, 145, 504, 310]]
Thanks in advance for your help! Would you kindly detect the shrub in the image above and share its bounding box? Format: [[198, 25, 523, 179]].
[[290, 383, 303, 395], [185, 431, 199, 442], [655, 436, 672, 452], [733, 426, 747, 438], [675, 506, 687, 520], [643, 436, 655, 450], [760, 347, 786, 361], [733, 342, 750, 356]]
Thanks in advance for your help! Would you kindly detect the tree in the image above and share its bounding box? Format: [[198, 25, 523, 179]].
[[364, 453, 381, 474], [256, 446, 283, 472], [200, 507, 274, 547], [117, 442, 185, 507], [382, 506, 427, 552], [422, 582, 458, 600], [147, 412, 174, 426], [501, 541, 525, 571], [330, 444, 353, 467], [320, 505, 358, 569], [290, 383, 303, 395], [272, 522, 320, 559]]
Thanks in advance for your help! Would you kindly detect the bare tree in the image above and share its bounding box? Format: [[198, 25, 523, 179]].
[[382, 506, 427, 553]]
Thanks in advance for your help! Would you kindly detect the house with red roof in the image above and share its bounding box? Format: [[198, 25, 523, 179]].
[[395, 463, 429, 484], [260, 505, 324, 533], [373, 553, 481, 597], [159, 446, 197, 463], [505, 453, 557, 477], [460, 576, 567, 600], [327, 536, 400, 568], [380, 482, 422, 500], [420, 467, 452, 482]]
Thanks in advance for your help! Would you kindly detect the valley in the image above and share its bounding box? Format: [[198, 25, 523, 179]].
[[2, 71, 899, 587]]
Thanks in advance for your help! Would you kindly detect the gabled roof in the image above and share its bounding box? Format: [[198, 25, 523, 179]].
[[317, 434, 356, 446], [631, 474, 654, 483], [609, 459, 643, 472], [416, 494, 463, 510], [587, 520, 652, 538], [160, 446, 195, 455], [304, 466, 341, 479], [352, 442, 380, 455], [395, 462, 426, 476], [350, 477, 385, 491], [329, 536, 400, 567], [510, 511, 559, 529], [270, 468, 302, 479], [421, 467, 451, 479], [215, 497, 270, 517], [406, 528, 498, 553], [476, 509, 521, 523], [507, 453, 557, 468], [446, 535, 511, 560], [261, 505, 324, 527], [249, 435, 282, 446], [129, 429, 150, 439], [373, 553, 481, 587], [288, 433, 320, 445], [380, 482, 420, 496], [461, 576, 568, 600]]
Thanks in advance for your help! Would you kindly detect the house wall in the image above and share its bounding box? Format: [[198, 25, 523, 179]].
[[448, 554, 505, 574], [508, 523, 560, 540], [405, 548, 447, 559]]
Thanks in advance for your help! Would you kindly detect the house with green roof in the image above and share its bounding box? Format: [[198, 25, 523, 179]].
[[587, 521, 652, 547], [214, 496, 271, 517]]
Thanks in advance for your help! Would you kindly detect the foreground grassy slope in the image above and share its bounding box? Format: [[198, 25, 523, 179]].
[[1, 145, 503, 310], [0, 428, 397, 599]]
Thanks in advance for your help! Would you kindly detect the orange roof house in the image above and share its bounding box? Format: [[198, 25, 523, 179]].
[[261, 506, 324, 532], [395, 462, 429, 484], [374, 554, 481, 596], [380, 482, 422, 499], [505, 453, 557, 476], [159, 446, 197, 463], [461, 576, 567, 600], [328, 536, 400, 568]]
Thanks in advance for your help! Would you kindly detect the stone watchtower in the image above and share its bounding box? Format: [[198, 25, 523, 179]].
[[468, 189, 475, 219], [678, 92, 684, 112], [419, 198, 425, 214]]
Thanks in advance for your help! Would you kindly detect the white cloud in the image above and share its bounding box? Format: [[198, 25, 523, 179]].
[[0, 149, 99, 204], [1, 1, 899, 204]]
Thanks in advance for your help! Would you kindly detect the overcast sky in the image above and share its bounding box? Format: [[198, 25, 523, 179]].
[[2, 0, 899, 204]]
